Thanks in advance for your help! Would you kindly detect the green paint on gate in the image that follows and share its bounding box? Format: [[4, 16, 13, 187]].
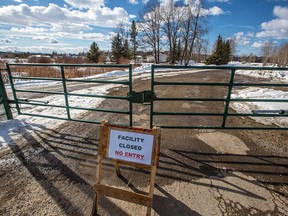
[[150, 65, 288, 130], [6, 63, 133, 127], [3, 63, 288, 130]]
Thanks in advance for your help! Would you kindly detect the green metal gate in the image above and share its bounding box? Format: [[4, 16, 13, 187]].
[[150, 65, 288, 130], [5, 63, 133, 126], [2, 63, 288, 130]]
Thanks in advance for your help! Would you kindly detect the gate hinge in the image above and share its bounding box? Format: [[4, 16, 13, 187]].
[[127, 91, 155, 104]]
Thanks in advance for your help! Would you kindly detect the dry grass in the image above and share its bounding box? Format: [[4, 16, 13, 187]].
[[1, 63, 129, 83]]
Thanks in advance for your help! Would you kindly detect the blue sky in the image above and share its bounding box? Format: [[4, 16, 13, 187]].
[[0, 0, 287, 56]]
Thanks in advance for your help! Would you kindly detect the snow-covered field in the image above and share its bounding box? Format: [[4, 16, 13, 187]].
[[1, 63, 288, 148]]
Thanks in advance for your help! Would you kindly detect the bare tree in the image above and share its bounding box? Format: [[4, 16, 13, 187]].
[[229, 38, 237, 61], [180, 2, 194, 64], [277, 43, 288, 67], [160, 0, 183, 64], [138, 0, 208, 65], [202, 39, 209, 61], [138, 1, 162, 64], [114, 21, 130, 47], [180, 0, 208, 65], [262, 41, 275, 66], [193, 38, 209, 62]]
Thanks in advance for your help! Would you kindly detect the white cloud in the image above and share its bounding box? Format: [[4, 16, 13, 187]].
[[208, 0, 229, 2], [235, 32, 244, 37], [7, 25, 111, 43], [252, 41, 263, 48], [261, 18, 288, 30], [142, 0, 149, 4], [13, 0, 23, 3], [206, 6, 226, 16], [0, 3, 130, 28], [129, 0, 139, 4], [51, 23, 92, 32], [246, 32, 254, 37], [233, 32, 250, 45], [0, 45, 89, 54], [49, 38, 59, 43], [129, 14, 137, 19], [11, 26, 47, 34], [182, 1, 228, 16], [160, 0, 180, 5], [256, 6, 288, 39], [63, 0, 104, 9], [0, 39, 12, 43], [273, 5, 288, 19], [32, 36, 59, 44], [79, 32, 111, 41]]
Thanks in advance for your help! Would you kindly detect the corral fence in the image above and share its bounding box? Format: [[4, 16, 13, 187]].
[[1, 63, 133, 126], [1, 63, 288, 130], [150, 65, 288, 130]]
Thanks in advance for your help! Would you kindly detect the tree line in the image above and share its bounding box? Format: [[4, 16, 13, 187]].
[[261, 42, 288, 67], [87, 0, 211, 65], [84, 0, 287, 67], [136, 0, 208, 65]]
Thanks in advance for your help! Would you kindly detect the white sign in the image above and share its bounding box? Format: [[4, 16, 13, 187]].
[[108, 129, 154, 165]]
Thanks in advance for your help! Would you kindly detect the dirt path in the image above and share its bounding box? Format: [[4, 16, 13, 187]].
[[0, 69, 287, 216]]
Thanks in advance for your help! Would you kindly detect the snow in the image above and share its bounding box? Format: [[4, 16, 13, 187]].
[[1, 63, 288, 149], [6, 80, 61, 89], [231, 87, 288, 127], [0, 84, 115, 148], [237, 69, 288, 80]]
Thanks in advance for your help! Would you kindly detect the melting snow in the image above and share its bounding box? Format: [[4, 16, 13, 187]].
[[1, 63, 288, 148]]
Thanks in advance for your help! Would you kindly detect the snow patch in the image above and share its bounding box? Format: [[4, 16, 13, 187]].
[[231, 87, 288, 127], [1, 63, 288, 149]]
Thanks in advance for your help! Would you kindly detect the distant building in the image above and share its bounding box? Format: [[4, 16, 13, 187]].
[[146, 53, 168, 63], [135, 55, 143, 64]]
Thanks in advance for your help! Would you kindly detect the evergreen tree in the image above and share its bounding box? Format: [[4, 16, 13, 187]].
[[123, 39, 130, 59], [130, 20, 138, 63], [222, 40, 231, 64], [111, 33, 123, 64], [87, 42, 101, 63], [205, 35, 231, 65]]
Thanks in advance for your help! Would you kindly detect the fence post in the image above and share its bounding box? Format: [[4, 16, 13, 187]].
[[60, 65, 71, 120], [6, 63, 21, 115], [129, 64, 133, 127], [150, 65, 155, 129], [0, 68, 13, 119], [221, 68, 235, 128]]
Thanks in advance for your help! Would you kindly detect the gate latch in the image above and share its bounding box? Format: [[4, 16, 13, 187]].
[[127, 91, 155, 104]]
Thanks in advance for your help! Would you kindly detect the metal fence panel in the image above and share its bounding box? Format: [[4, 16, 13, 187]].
[[6, 63, 133, 126], [150, 65, 288, 130]]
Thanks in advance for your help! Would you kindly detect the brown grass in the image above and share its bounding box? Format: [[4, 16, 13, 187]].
[[0, 58, 134, 84], [3, 65, 129, 83]]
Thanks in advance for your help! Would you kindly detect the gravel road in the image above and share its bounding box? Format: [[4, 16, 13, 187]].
[[0, 69, 287, 216]]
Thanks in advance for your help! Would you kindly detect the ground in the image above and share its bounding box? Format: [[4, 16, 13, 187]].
[[0, 69, 287, 216]]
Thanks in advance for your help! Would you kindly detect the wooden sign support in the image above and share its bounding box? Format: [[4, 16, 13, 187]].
[[93, 120, 161, 216]]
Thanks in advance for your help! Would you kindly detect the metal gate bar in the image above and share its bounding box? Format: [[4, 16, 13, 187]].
[[4, 63, 288, 130], [6, 63, 133, 126], [150, 65, 288, 130], [0, 68, 13, 119]]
